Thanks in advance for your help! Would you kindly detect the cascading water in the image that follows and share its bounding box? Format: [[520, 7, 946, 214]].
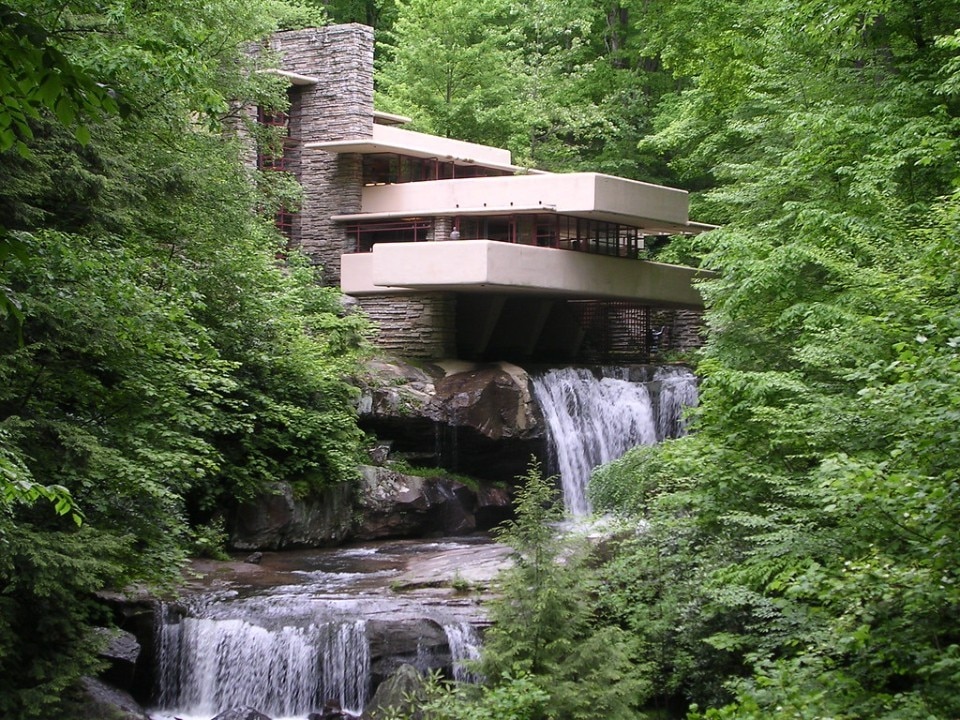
[[654, 365, 700, 440], [148, 539, 501, 720], [443, 622, 483, 683], [532, 366, 698, 516], [153, 600, 369, 720]]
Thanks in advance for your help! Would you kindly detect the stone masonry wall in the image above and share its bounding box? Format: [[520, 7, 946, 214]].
[[651, 308, 705, 355], [430, 217, 452, 242], [357, 294, 457, 358], [270, 25, 374, 285]]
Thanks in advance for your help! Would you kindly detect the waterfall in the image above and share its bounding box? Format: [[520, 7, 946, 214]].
[[443, 622, 483, 683], [655, 365, 700, 440], [153, 604, 369, 719], [532, 366, 698, 516]]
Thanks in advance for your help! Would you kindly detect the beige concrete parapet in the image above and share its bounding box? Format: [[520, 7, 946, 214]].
[[306, 124, 517, 170], [340, 240, 708, 308], [353, 173, 692, 232]]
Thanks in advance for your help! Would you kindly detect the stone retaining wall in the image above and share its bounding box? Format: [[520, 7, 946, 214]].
[[357, 293, 457, 358], [651, 308, 705, 355]]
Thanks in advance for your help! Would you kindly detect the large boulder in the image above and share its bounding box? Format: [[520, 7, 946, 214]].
[[78, 677, 150, 720], [359, 359, 542, 440], [362, 664, 427, 720], [357, 358, 545, 482], [432, 361, 542, 440], [229, 469, 512, 550], [230, 481, 353, 550], [367, 619, 450, 688], [92, 627, 141, 690], [353, 466, 511, 540]]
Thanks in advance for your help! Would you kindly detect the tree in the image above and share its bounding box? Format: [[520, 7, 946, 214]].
[[0, 2, 120, 155], [376, 0, 679, 178], [376, 0, 528, 151], [475, 461, 651, 720], [0, 1, 366, 716], [590, 0, 960, 716]]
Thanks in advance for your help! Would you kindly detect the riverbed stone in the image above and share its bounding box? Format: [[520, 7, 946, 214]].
[[78, 677, 150, 720], [230, 481, 353, 550], [92, 627, 141, 690], [362, 663, 427, 720], [353, 466, 512, 540]]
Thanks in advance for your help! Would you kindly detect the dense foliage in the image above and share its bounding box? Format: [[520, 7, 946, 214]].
[[587, 1, 960, 717], [5, 0, 960, 717], [0, 1, 365, 717], [375, 0, 671, 178], [402, 463, 651, 720]]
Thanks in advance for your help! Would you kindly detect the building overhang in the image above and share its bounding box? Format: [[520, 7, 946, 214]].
[[341, 240, 710, 308], [305, 124, 541, 174], [259, 68, 320, 85], [332, 208, 713, 236], [373, 110, 412, 126], [347, 172, 706, 233]]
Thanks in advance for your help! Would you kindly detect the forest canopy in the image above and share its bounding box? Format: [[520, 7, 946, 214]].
[[0, 1, 365, 716]]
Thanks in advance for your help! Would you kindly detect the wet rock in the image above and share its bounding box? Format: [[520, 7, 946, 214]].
[[362, 664, 427, 720], [310, 698, 357, 719], [367, 618, 449, 680], [245, 552, 263, 564], [357, 358, 440, 420], [357, 358, 545, 482], [367, 441, 392, 465], [358, 358, 542, 439], [353, 466, 511, 540], [94, 593, 158, 700], [475, 484, 513, 527], [211, 707, 273, 720], [78, 677, 150, 720], [228, 467, 511, 550], [92, 627, 140, 690], [432, 361, 542, 440], [230, 481, 353, 550]]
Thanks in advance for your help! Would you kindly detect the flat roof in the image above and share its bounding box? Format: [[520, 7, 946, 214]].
[[373, 110, 412, 126], [305, 124, 543, 174], [258, 68, 320, 86]]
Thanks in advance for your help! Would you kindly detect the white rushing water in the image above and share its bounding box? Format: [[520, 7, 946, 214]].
[[153, 606, 369, 720], [532, 366, 698, 516], [655, 365, 700, 440], [443, 622, 483, 684], [149, 539, 496, 720]]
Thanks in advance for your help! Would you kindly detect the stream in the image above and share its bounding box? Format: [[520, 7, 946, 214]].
[[150, 536, 510, 720]]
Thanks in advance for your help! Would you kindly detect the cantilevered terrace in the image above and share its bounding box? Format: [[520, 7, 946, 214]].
[[306, 125, 713, 310]]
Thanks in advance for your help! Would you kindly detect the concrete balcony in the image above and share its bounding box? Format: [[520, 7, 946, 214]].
[[335, 172, 709, 235], [306, 124, 524, 172], [340, 240, 708, 309]]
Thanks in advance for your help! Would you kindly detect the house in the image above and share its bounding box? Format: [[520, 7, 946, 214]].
[[261, 24, 712, 362]]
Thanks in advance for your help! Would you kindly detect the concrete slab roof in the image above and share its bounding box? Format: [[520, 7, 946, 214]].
[[305, 124, 544, 174]]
